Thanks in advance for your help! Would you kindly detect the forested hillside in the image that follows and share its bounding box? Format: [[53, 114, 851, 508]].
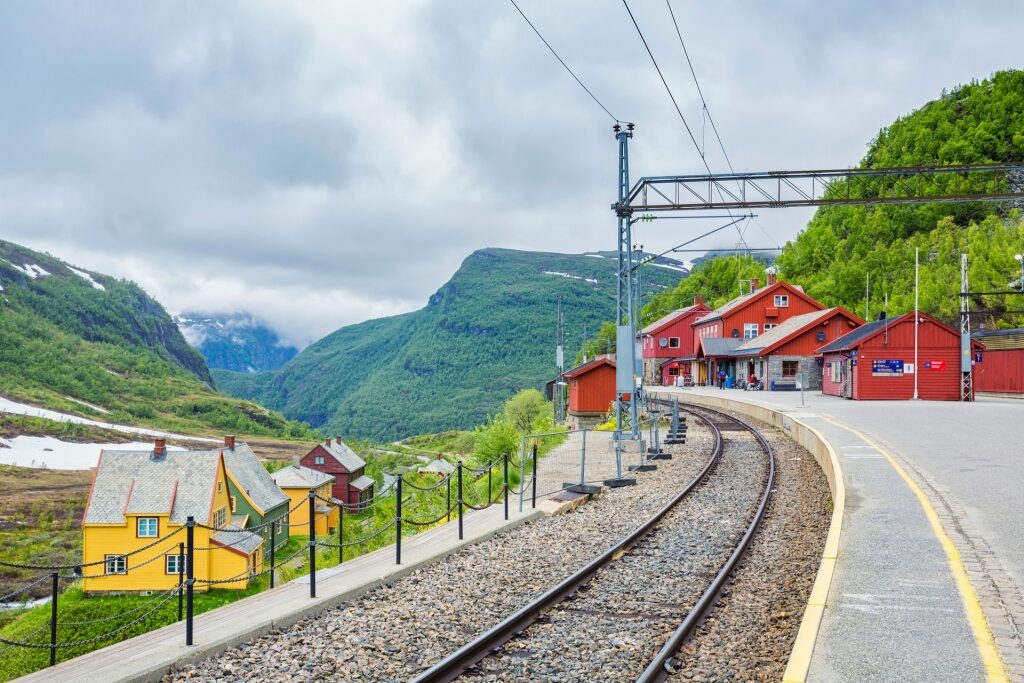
[[214, 248, 688, 441], [639, 70, 1024, 334], [0, 239, 316, 438]]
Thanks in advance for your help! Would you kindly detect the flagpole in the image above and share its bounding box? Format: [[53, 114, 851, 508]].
[[913, 248, 919, 400]]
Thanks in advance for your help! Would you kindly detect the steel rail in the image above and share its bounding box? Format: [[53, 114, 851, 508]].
[[409, 409, 725, 683], [636, 402, 776, 682]]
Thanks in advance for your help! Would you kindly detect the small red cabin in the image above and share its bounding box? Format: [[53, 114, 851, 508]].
[[300, 437, 375, 509], [563, 357, 616, 428], [817, 312, 984, 401], [971, 329, 1024, 396]]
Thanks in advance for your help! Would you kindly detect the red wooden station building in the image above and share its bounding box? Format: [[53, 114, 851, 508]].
[[971, 328, 1024, 396], [300, 437, 375, 509], [818, 312, 984, 401], [639, 297, 710, 386]]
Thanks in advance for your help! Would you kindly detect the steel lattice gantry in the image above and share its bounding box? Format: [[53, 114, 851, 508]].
[[622, 164, 1024, 212]]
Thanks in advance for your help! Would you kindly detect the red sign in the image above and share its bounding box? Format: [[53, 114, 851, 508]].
[[925, 360, 946, 370]]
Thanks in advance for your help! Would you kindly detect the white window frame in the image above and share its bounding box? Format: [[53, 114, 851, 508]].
[[213, 506, 227, 529], [105, 554, 127, 575], [314, 455, 325, 465], [137, 517, 158, 538], [668, 337, 680, 349], [774, 294, 789, 307], [743, 323, 759, 339], [782, 360, 800, 377], [166, 553, 186, 575], [763, 323, 779, 331]]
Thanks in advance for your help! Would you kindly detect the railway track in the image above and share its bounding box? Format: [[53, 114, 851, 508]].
[[411, 404, 776, 683]]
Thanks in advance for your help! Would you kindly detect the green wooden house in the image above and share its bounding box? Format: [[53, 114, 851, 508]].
[[220, 436, 291, 549]]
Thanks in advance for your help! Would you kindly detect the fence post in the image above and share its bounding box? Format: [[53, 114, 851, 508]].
[[269, 522, 276, 589], [503, 452, 509, 521], [518, 440, 526, 513], [186, 516, 194, 646], [308, 490, 318, 598], [457, 463, 464, 540], [395, 477, 403, 565], [49, 571, 58, 667], [177, 541, 185, 619], [580, 430, 587, 487], [531, 444, 538, 509], [488, 462, 493, 505], [446, 476, 452, 523], [339, 503, 344, 565]]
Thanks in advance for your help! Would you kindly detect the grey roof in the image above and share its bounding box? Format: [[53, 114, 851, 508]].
[[817, 317, 896, 354], [84, 449, 221, 525], [563, 356, 615, 378], [641, 305, 699, 335], [697, 282, 806, 324], [211, 525, 264, 556], [221, 443, 289, 513], [698, 337, 743, 357], [319, 439, 366, 472], [270, 464, 335, 489], [349, 475, 375, 491], [733, 309, 837, 355], [418, 458, 456, 475]]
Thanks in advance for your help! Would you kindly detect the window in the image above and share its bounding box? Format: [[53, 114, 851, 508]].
[[743, 323, 759, 339], [314, 456, 325, 465], [137, 517, 158, 538], [763, 323, 778, 331], [830, 362, 841, 384], [782, 361, 800, 377], [230, 496, 237, 513], [668, 337, 680, 348], [774, 294, 789, 307], [213, 506, 227, 529], [218, 481, 222, 493], [105, 555, 127, 575], [668, 367, 679, 376], [166, 553, 186, 575]]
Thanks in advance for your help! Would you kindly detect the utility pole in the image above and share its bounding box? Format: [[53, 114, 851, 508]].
[[913, 248, 920, 400], [610, 122, 637, 487], [555, 298, 564, 423], [865, 272, 870, 321], [960, 254, 973, 401]]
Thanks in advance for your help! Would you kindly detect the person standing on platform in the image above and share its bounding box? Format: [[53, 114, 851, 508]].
[[717, 368, 726, 389]]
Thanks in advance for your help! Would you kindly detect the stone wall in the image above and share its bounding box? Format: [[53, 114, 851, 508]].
[[765, 355, 823, 390]]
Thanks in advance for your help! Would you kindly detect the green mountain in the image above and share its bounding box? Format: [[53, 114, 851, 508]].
[[0, 239, 316, 438], [214, 248, 688, 441], [644, 70, 1024, 330], [175, 312, 299, 373]]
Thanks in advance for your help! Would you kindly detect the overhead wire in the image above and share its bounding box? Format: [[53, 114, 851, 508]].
[[508, 0, 622, 123]]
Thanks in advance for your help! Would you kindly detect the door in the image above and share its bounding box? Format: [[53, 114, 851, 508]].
[[841, 359, 853, 399]]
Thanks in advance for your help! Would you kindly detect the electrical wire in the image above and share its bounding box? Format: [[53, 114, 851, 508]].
[[508, 0, 622, 123]]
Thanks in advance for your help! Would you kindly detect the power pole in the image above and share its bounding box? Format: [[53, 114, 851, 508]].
[[555, 298, 564, 423], [960, 253, 973, 401]]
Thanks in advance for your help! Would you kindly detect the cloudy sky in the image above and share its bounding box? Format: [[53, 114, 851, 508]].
[[1, 1, 1021, 347]]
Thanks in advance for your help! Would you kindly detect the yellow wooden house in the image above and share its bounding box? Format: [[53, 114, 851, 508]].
[[81, 440, 264, 594], [270, 465, 339, 537]]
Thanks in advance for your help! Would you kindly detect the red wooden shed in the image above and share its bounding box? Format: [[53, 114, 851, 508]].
[[300, 437, 375, 509], [563, 356, 616, 428], [817, 312, 983, 401]]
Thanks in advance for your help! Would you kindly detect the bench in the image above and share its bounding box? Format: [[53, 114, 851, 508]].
[[770, 379, 799, 391]]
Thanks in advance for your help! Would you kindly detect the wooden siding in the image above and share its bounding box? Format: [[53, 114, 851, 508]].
[[568, 362, 616, 414], [692, 282, 827, 350], [973, 349, 1024, 394], [301, 445, 364, 504], [821, 352, 849, 398], [642, 305, 709, 359], [853, 317, 962, 400], [771, 314, 861, 356]]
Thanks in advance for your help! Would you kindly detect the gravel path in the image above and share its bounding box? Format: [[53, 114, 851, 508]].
[[462, 420, 770, 681], [166, 425, 715, 682], [667, 420, 831, 682]]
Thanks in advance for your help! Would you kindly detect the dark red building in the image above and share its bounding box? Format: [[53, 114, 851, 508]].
[[639, 298, 710, 385], [563, 357, 616, 429], [300, 437, 375, 509], [818, 312, 983, 401], [971, 329, 1024, 396]]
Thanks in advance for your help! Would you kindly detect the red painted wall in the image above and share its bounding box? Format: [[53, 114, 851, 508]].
[[771, 313, 862, 356], [642, 305, 710, 360], [853, 317, 962, 400], [568, 362, 616, 414], [973, 349, 1024, 394], [822, 352, 847, 397]]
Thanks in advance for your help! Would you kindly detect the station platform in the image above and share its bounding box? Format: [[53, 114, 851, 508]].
[[16, 501, 544, 683], [656, 385, 1023, 682]]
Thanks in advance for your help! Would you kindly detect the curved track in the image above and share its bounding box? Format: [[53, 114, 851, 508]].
[[411, 403, 775, 683]]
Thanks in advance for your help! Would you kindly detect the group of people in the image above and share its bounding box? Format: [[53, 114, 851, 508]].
[[716, 369, 761, 391]]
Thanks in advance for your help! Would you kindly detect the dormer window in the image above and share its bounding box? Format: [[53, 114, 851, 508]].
[[774, 294, 789, 307], [137, 517, 158, 537]]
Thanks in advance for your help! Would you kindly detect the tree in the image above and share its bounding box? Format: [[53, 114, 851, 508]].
[[503, 388, 547, 434]]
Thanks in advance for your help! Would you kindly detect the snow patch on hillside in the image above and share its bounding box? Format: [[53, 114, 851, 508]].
[[67, 266, 106, 291], [648, 262, 688, 273], [1, 259, 51, 279], [544, 271, 599, 285], [0, 436, 185, 470]]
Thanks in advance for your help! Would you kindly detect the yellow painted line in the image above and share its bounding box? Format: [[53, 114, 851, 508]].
[[819, 414, 1009, 683], [782, 422, 844, 683]]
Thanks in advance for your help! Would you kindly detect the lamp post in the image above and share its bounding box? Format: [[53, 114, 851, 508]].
[[1015, 254, 1023, 292]]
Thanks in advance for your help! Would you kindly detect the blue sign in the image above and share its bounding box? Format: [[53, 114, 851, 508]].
[[871, 359, 904, 376]]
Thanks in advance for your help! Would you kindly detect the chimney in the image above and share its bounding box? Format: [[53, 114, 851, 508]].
[[766, 271, 777, 286], [292, 455, 301, 466], [153, 438, 166, 457], [325, 436, 333, 447], [694, 295, 704, 306], [750, 278, 760, 291], [224, 435, 236, 450], [877, 311, 887, 321]]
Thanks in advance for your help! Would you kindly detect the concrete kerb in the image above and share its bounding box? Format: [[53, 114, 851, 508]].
[[14, 507, 545, 683], [653, 391, 844, 683]]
